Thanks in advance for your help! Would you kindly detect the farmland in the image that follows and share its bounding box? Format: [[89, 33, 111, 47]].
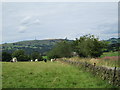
[[66, 51, 119, 67], [2, 61, 116, 88]]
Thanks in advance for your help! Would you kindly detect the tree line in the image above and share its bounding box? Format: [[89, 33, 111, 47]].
[[47, 34, 119, 59], [2, 50, 43, 62], [2, 34, 119, 61]]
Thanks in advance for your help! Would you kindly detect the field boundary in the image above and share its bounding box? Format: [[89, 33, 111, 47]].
[[59, 59, 120, 87]]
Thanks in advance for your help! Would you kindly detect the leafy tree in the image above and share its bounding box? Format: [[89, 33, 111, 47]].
[[2, 52, 12, 62], [73, 34, 105, 58], [31, 52, 43, 61], [12, 50, 29, 61], [47, 41, 73, 59]]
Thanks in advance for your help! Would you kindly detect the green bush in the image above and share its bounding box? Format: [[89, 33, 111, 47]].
[[47, 41, 73, 59], [2, 52, 12, 62], [31, 52, 43, 61], [12, 50, 29, 61], [73, 34, 105, 58]]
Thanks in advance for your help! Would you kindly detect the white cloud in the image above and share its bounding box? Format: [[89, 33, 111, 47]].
[[20, 16, 41, 26], [32, 19, 40, 25], [20, 16, 32, 24], [2, 2, 118, 43], [18, 25, 28, 33], [18, 16, 41, 33]]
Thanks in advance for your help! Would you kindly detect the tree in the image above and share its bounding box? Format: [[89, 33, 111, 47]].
[[2, 52, 12, 62], [31, 52, 42, 61], [12, 50, 29, 61], [47, 41, 73, 59], [73, 34, 105, 58]]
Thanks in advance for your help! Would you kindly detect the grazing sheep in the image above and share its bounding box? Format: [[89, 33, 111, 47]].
[[35, 59, 37, 62], [31, 60, 33, 62], [50, 59, 52, 62], [51, 58, 56, 62], [11, 57, 17, 62]]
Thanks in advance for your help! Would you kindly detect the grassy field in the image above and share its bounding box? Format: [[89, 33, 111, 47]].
[[2, 61, 116, 88], [100, 51, 119, 58], [67, 51, 119, 67]]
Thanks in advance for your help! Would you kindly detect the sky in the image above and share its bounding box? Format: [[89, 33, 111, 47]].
[[2, 2, 118, 43]]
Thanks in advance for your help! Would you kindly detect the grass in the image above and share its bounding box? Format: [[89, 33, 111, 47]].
[[100, 51, 119, 58], [42, 56, 48, 59], [2, 61, 116, 88], [67, 51, 119, 67]]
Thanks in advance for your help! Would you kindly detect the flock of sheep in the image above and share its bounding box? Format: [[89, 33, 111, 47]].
[[10, 57, 57, 62]]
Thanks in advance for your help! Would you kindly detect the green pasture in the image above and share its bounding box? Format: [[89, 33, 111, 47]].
[[100, 51, 119, 58], [2, 61, 116, 88]]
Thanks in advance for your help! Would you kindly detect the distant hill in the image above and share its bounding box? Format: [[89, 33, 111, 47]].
[[1, 39, 72, 55], [106, 38, 120, 44], [1, 38, 119, 55]]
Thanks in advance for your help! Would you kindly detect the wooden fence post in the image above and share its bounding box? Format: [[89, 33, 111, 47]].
[[113, 67, 116, 85]]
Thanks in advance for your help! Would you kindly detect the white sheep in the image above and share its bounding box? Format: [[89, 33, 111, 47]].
[[51, 58, 56, 62], [35, 59, 38, 62], [31, 60, 33, 62], [51, 59, 54, 62], [12, 57, 17, 62]]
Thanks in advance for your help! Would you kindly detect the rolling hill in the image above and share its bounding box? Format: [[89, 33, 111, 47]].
[[1, 38, 119, 55], [1, 39, 72, 55]]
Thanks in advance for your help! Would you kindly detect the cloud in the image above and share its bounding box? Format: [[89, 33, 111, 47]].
[[3, 2, 118, 43], [18, 25, 28, 33], [20, 16, 31, 25], [18, 16, 41, 33], [32, 19, 41, 25], [20, 16, 41, 25]]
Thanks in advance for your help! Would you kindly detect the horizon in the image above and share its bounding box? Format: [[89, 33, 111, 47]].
[[1, 37, 119, 44], [2, 2, 118, 44]]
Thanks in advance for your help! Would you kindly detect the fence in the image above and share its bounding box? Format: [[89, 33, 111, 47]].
[[60, 59, 120, 87]]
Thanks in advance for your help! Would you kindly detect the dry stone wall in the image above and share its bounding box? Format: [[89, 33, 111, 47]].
[[60, 59, 120, 87]]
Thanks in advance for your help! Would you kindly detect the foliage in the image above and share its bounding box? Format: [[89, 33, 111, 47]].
[[47, 41, 73, 59], [68, 51, 119, 67], [30, 52, 43, 61], [100, 51, 119, 58], [103, 38, 120, 52], [106, 43, 120, 52], [2, 39, 72, 55], [2, 52, 12, 62], [12, 50, 29, 61], [73, 34, 105, 58]]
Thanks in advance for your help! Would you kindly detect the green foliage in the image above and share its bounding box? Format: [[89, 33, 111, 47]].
[[12, 50, 29, 61], [100, 51, 119, 58], [2, 39, 72, 55], [2, 52, 12, 62], [107, 43, 120, 52], [47, 41, 73, 59], [73, 34, 105, 58], [103, 38, 120, 52], [31, 52, 43, 61]]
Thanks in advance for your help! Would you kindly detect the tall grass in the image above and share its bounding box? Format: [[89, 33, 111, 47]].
[[66, 51, 119, 67], [100, 51, 119, 58], [2, 61, 115, 88]]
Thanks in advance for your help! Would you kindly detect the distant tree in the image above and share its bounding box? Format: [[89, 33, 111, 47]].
[[31, 52, 43, 61], [73, 34, 105, 58], [47, 41, 73, 59], [12, 50, 29, 61], [2, 52, 12, 62]]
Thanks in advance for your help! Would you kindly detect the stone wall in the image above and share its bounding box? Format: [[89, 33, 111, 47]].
[[60, 59, 120, 87]]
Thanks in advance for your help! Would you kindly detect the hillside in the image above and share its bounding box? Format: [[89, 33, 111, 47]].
[[106, 38, 120, 44], [1, 39, 72, 55], [1, 37, 119, 55]]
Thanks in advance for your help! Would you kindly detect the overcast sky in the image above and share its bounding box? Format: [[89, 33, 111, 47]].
[[2, 2, 118, 43]]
